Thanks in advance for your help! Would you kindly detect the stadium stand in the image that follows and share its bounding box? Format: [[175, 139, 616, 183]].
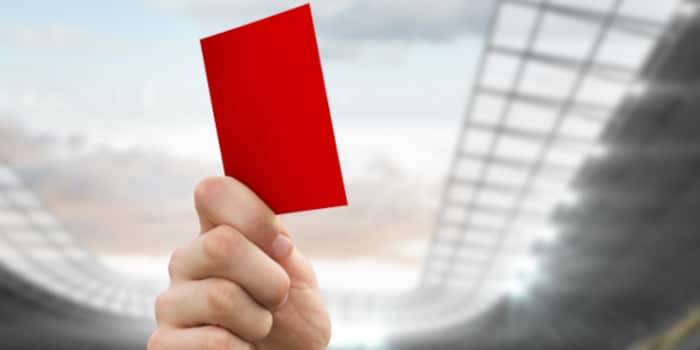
[[1, 0, 699, 349]]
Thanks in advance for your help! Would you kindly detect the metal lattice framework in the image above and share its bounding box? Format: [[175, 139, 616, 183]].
[[0, 163, 158, 318], [0, 0, 697, 346], [330, 0, 696, 344], [420, 0, 688, 323]]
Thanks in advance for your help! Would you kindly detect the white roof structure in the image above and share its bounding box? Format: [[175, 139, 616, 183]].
[[0, 0, 697, 348], [329, 0, 695, 346], [0, 163, 158, 318]]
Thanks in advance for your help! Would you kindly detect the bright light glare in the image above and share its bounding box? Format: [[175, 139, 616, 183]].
[[505, 255, 539, 298], [99, 255, 169, 285], [505, 276, 528, 299], [330, 321, 387, 348], [315, 259, 420, 294], [515, 255, 538, 275], [534, 227, 558, 243]]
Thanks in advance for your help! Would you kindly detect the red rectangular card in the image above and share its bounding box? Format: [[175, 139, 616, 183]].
[[200, 4, 347, 214]]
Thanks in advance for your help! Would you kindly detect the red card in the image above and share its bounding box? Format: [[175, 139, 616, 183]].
[[200, 4, 347, 214]]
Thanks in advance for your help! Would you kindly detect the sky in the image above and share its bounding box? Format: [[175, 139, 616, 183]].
[[0, 0, 496, 294], [1, 0, 688, 301], [0, 0, 487, 170], [3, 3, 698, 346]]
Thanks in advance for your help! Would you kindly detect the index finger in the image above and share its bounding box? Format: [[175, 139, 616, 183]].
[[193, 176, 292, 260]]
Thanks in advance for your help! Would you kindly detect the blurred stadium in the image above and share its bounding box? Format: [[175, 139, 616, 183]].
[[2, 0, 700, 349]]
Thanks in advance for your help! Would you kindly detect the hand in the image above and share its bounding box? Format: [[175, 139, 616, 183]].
[[149, 177, 331, 350]]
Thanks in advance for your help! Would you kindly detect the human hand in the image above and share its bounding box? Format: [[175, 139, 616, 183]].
[[149, 177, 331, 349]]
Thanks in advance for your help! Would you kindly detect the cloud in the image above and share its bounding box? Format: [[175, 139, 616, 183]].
[[0, 118, 439, 263], [188, 0, 493, 60], [0, 24, 85, 49], [149, 0, 493, 44], [314, 0, 492, 42], [0, 23, 124, 52]]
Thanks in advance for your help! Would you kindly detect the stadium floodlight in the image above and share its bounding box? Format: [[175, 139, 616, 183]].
[[505, 273, 530, 299], [0, 0, 691, 343], [504, 254, 539, 297], [391, 0, 687, 338], [514, 254, 538, 276]]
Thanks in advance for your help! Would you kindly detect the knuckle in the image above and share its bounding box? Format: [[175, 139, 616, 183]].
[[167, 247, 184, 279], [154, 292, 172, 323], [146, 330, 163, 350], [247, 206, 277, 237], [250, 310, 274, 341], [248, 208, 269, 232], [154, 292, 168, 313], [194, 176, 228, 207], [205, 280, 240, 315], [264, 271, 290, 308], [202, 226, 242, 263], [204, 327, 236, 350]]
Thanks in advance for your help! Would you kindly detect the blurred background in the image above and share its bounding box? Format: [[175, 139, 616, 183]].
[[2, 0, 700, 349]]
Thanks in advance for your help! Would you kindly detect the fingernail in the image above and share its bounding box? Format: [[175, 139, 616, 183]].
[[270, 234, 294, 260]]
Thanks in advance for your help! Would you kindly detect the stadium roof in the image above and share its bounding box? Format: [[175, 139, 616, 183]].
[[330, 0, 698, 346], [0, 163, 158, 318], [0, 0, 698, 349]]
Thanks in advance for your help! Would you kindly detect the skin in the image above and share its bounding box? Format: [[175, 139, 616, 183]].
[[149, 176, 331, 350]]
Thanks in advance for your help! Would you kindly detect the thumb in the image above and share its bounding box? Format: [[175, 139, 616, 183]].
[[193, 176, 286, 257], [193, 176, 318, 287]]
